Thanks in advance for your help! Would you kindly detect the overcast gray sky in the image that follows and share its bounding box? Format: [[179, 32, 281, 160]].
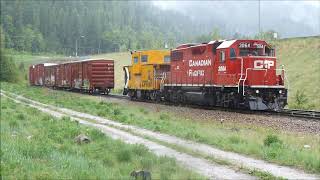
[[152, 1, 320, 38]]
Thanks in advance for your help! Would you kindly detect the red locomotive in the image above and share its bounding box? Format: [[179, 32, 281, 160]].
[[163, 39, 287, 110], [124, 39, 287, 111], [29, 59, 114, 94]]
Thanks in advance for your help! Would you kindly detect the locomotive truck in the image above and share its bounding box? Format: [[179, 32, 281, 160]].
[[123, 40, 288, 111]]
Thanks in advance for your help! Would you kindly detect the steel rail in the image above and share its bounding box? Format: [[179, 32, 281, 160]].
[[22, 87, 319, 120], [278, 109, 320, 119]]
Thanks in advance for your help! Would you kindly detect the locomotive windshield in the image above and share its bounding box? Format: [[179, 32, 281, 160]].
[[239, 48, 263, 56], [238, 42, 275, 57]]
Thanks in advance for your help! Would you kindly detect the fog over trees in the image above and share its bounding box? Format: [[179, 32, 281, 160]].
[[153, 1, 320, 38]]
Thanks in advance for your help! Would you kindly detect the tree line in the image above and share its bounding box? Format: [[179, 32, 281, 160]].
[[1, 0, 200, 56]]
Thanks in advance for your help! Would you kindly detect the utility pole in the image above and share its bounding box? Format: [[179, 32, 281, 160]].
[[75, 39, 78, 57], [75, 35, 85, 57], [258, 0, 261, 35], [98, 40, 101, 54]]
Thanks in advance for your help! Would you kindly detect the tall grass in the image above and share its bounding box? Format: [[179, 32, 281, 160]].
[[274, 36, 320, 109], [2, 82, 320, 173], [1, 96, 202, 179]]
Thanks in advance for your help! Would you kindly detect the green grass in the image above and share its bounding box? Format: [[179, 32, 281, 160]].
[[0, 96, 203, 179], [273, 36, 320, 109], [4, 48, 63, 64], [2, 82, 320, 174]]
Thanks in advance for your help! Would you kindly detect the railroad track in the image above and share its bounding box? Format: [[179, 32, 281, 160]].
[[26, 88, 319, 120], [278, 109, 320, 119], [107, 93, 320, 120]]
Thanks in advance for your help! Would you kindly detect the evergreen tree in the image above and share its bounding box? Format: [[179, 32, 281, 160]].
[[0, 1, 205, 54]]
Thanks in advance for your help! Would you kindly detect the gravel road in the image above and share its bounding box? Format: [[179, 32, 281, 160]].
[[2, 92, 254, 180], [3, 91, 319, 179]]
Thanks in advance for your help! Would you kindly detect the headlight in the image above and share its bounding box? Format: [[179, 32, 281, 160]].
[[255, 90, 259, 94], [279, 90, 282, 94]]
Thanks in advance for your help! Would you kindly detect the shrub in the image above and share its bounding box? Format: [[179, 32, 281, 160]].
[[17, 113, 25, 120], [119, 115, 128, 122], [129, 113, 135, 120], [19, 62, 25, 71], [139, 108, 149, 114], [90, 129, 105, 139], [116, 148, 131, 162], [185, 130, 201, 140], [228, 136, 242, 144], [113, 109, 122, 116], [102, 156, 114, 166], [9, 120, 18, 128], [294, 90, 308, 109], [154, 125, 161, 132], [61, 116, 71, 121], [264, 142, 283, 159], [132, 145, 148, 156], [41, 115, 52, 121], [0, 50, 19, 82], [97, 110, 107, 117], [159, 113, 170, 121], [264, 135, 283, 146]]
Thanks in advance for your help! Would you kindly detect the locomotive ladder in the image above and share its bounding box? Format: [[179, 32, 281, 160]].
[[237, 57, 245, 95], [237, 57, 288, 96]]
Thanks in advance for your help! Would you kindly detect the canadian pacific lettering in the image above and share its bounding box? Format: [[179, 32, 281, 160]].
[[189, 59, 211, 67]]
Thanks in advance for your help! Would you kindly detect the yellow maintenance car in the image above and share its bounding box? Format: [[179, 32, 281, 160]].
[[123, 50, 170, 100]]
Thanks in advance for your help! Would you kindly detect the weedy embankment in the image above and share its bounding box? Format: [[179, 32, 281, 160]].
[[0, 96, 202, 179], [2, 82, 320, 175]]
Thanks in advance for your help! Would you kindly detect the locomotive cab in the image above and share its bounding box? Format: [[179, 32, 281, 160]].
[[228, 40, 287, 110]]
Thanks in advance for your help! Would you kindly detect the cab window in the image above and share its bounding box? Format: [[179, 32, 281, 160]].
[[171, 51, 183, 61], [220, 51, 225, 63], [133, 57, 138, 64], [265, 46, 275, 57], [230, 48, 236, 59], [164, 55, 170, 62], [141, 55, 148, 63]]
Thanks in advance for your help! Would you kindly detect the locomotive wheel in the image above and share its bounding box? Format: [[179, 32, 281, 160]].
[[170, 92, 178, 104], [105, 88, 110, 95], [231, 94, 240, 109], [177, 92, 186, 105], [164, 91, 170, 102], [156, 93, 161, 102]]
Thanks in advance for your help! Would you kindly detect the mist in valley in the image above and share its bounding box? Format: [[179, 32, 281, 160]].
[[153, 1, 320, 38]]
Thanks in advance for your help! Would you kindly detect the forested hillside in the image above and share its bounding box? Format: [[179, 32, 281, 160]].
[[1, 1, 197, 55]]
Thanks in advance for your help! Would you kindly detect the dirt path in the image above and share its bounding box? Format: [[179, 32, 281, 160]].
[[3, 91, 319, 179], [1, 92, 254, 180]]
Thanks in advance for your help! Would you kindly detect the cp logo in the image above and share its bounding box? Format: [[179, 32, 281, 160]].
[[254, 60, 274, 69]]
